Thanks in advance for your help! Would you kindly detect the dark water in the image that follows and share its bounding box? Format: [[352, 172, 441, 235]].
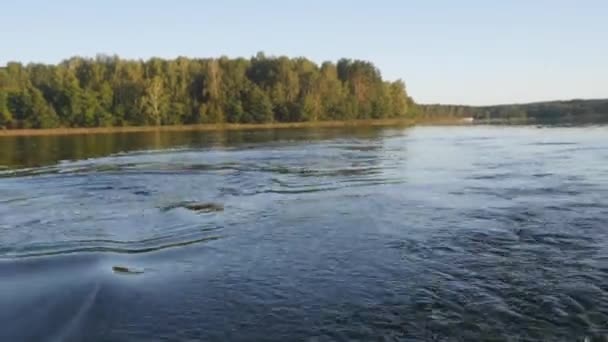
[[1, 126, 607, 341]]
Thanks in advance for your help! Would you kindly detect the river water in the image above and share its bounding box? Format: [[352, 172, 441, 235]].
[[0, 126, 607, 341]]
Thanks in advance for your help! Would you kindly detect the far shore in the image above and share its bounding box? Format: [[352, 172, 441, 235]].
[[0, 117, 468, 137]]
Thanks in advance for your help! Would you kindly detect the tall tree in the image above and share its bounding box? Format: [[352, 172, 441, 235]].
[[140, 76, 167, 125], [0, 91, 13, 127], [0, 54, 415, 129]]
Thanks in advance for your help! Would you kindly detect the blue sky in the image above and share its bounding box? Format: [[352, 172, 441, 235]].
[[1, 0, 606, 105]]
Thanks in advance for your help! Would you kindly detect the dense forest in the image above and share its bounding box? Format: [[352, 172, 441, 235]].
[[0, 53, 415, 129], [420, 99, 608, 124]]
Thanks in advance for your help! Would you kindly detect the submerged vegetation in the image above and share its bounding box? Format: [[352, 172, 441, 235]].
[[0, 53, 415, 129]]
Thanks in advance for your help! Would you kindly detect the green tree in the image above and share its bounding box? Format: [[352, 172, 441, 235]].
[[140, 76, 167, 125], [224, 96, 245, 123], [0, 54, 416, 129], [243, 85, 273, 123], [0, 91, 13, 127], [23, 86, 60, 128]]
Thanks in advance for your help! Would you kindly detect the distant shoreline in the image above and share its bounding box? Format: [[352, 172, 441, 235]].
[[0, 119, 420, 137]]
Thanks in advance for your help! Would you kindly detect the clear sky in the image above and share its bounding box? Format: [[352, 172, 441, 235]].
[[1, 0, 606, 105]]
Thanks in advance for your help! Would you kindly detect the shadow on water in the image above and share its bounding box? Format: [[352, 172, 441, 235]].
[[0, 127, 388, 170]]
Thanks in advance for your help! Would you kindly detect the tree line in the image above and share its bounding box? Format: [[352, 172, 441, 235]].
[[478, 99, 608, 123], [0, 53, 415, 129], [419, 99, 608, 124]]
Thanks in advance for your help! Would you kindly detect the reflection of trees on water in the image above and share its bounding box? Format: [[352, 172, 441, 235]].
[[0, 127, 394, 169]]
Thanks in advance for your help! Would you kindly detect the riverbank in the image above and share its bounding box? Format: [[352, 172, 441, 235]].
[[0, 117, 477, 137], [0, 118, 436, 137]]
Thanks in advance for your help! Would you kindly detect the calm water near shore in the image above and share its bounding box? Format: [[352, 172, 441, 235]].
[[1, 125, 607, 341]]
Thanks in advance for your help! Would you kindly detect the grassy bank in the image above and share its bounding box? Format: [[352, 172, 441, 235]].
[[0, 119, 422, 137]]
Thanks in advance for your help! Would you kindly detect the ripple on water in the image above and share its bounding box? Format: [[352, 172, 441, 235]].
[[0, 233, 223, 259], [1, 126, 608, 340]]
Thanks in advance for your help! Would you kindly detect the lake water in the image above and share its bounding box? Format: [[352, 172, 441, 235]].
[[1, 126, 607, 341]]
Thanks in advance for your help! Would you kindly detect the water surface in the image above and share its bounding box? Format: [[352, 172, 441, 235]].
[[1, 126, 607, 341]]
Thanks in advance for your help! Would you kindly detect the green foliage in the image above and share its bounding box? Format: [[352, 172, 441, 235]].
[[242, 85, 273, 123], [0, 54, 413, 128], [0, 91, 13, 127], [10, 86, 60, 128], [419, 99, 608, 123]]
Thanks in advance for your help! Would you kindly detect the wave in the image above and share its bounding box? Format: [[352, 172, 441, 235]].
[[527, 142, 578, 146], [0, 234, 222, 259]]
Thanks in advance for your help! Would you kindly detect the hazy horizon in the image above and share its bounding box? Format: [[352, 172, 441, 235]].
[[2, 0, 607, 105]]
